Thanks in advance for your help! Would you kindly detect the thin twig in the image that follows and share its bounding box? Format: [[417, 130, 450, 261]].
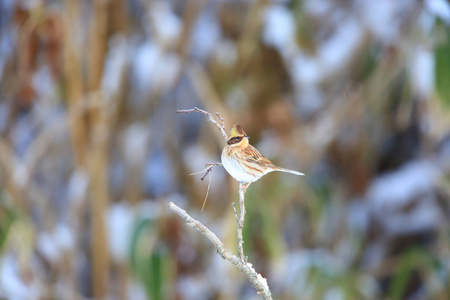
[[177, 107, 228, 140], [205, 162, 223, 167], [188, 162, 223, 211], [215, 112, 226, 134], [188, 163, 222, 180], [237, 183, 246, 262], [188, 166, 212, 178], [201, 170, 212, 212], [200, 168, 213, 181], [232, 202, 244, 262], [169, 202, 272, 299]]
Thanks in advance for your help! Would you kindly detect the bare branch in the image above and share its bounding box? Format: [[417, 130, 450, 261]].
[[188, 162, 222, 181], [169, 202, 272, 299], [205, 162, 222, 167], [231, 202, 244, 262], [175, 108, 272, 299], [188, 166, 213, 178], [237, 183, 247, 262], [200, 168, 213, 181], [215, 112, 226, 134], [177, 107, 228, 140]]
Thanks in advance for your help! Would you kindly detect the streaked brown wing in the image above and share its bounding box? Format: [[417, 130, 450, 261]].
[[244, 144, 273, 166]]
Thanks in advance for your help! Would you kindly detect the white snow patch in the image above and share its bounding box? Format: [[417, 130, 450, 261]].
[[367, 160, 442, 235], [0, 254, 42, 299], [102, 35, 128, 97], [295, 85, 324, 116], [177, 275, 210, 300], [291, 17, 362, 86], [37, 232, 59, 263], [225, 86, 248, 109], [37, 225, 75, 264], [263, 4, 297, 55], [67, 169, 89, 204], [107, 203, 135, 263], [149, 1, 181, 47], [32, 65, 57, 103], [319, 18, 362, 72], [324, 288, 344, 300], [215, 40, 237, 67], [358, 0, 403, 43], [283, 249, 343, 297], [122, 124, 150, 166], [190, 10, 221, 60], [426, 0, 450, 23], [13, 163, 29, 188], [410, 47, 435, 99], [183, 144, 215, 176], [368, 161, 438, 211], [54, 224, 75, 251], [127, 281, 148, 300], [145, 150, 176, 196], [291, 55, 323, 86], [384, 199, 441, 235], [132, 42, 180, 97], [206, 254, 234, 292], [303, 0, 333, 17], [347, 200, 370, 233], [132, 42, 161, 96]]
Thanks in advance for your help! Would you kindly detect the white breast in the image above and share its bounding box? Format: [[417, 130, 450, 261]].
[[221, 151, 256, 183]]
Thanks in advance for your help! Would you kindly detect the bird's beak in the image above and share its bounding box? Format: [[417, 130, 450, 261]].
[[244, 135, 249, 139]]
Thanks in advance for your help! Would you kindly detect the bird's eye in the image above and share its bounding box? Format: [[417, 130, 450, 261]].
[[228, 136, 243, 145]]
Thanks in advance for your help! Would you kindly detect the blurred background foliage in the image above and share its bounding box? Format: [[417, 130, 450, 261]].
[[0, 0, 450, 299]]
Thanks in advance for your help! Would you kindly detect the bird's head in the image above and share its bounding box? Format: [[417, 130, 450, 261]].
[[227, 124, 249, 146]]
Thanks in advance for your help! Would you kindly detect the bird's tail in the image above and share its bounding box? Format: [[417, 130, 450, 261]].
[[271, 166, 305, 176]]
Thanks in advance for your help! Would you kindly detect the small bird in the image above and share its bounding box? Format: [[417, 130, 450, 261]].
[[221, 124, 304, 189]]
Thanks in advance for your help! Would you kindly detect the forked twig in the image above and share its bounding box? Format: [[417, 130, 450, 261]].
[[177, 107, 228, 141], [188, 162, 222, 211], [188, 163, 222, 179], [200, 169, 212, 181]]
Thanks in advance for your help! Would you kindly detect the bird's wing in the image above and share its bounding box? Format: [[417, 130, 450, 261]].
[[244, 144, 273, 166]]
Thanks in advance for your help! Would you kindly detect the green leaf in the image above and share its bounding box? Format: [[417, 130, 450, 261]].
[[129, 215, 169, 300], [0, 199, 18, 253], [435, 22, 450, 107]]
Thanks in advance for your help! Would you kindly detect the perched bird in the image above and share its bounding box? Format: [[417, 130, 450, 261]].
[[221, 124, 304, 189]]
